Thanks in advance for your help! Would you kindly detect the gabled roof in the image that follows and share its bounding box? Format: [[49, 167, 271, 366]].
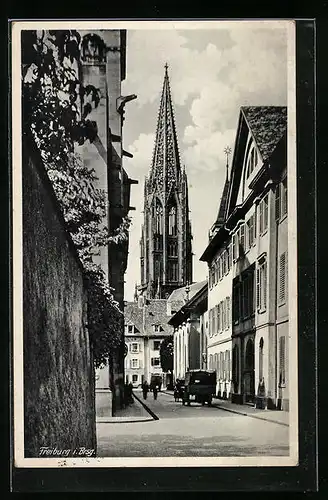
[[201, 106, 287, 263], [124, 299, 173, 336], [168, 281, 208, 326], [167, 280, 207, 313], [241, 106, 287, 162]]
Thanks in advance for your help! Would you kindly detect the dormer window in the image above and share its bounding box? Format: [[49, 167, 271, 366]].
[[246, 145, 258, 179]]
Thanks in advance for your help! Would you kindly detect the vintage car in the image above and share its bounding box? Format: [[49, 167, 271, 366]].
[[182, 370, 216, 406]]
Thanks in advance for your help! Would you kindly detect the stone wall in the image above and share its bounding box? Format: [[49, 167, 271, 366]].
[[23, 137, 96, 458]]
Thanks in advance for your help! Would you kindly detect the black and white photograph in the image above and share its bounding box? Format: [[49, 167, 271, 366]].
[[12, 20, 299, 468]]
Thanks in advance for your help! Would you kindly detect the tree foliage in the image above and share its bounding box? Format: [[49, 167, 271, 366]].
[[22, 29, 131, 366], [160, 336, 174, 373]]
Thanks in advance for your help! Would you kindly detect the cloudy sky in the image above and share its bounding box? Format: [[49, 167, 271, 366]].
[[121, 22, 289, 301]]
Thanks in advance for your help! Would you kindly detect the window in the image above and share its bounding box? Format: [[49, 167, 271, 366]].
[[154, 325, 162, 333], [132, 374, 138, 383], [168, 240, 178, 257], [227, 244, 232, 270], [127, 324, 134, 334], [226, 350, 231, 380], [279, 336, 286, 386], [153, 340, 161, 350], [226, 297, 231, 328], [239, 223, 245, 253], [151, 357, 160, 367], [130, 359, 139, 369], [246, 215, 255, 249], [168, 205, 177, 236], [233, 280, 241, 324], [259, 194, 269, 235], [154, 199, 163, 235], [279, 252, 287, 304], [130, 342, 139, 353], [257, 258, 267, 312], [168, 261, 178, 281], [246, 146, 258, 179], [233, 232, 239, 261]]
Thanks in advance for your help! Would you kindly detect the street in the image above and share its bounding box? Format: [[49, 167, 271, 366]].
[[97, 391, 289, 457]]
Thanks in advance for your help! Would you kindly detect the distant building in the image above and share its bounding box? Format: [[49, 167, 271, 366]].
[[124, 298, 173, 388], [138, 65, 193, 300], [168, 281, 208, 381], [201, 106, 288, 410]]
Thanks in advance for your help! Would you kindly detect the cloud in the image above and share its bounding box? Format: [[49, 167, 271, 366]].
[[128, 132, 155, 175]]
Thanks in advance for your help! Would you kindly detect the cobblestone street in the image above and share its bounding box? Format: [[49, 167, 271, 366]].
[[97, 391, 289, 457]]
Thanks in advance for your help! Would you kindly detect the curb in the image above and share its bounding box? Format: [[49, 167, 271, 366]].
[[96, 417, 154, 424], [214, 405, 289, 427], [132, 392, 159, 421], [161, 391, 288, 427]]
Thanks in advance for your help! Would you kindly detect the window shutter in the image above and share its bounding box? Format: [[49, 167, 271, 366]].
[[227, 297, 230, 327], [275, 183, 281, 220], [263, 262, 267, 309], [254, 210, 257, 239], [279, 252, 286, 303], [256, 268, 260, 309], [264, 196, 268, 231]]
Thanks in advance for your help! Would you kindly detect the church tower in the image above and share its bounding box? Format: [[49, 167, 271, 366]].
[[139, 64, 193, 299]]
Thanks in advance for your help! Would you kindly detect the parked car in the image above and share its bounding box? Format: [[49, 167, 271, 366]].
[[182, 370, 216, 406]]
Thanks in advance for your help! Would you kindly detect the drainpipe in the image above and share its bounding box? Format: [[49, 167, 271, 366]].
[[274, 188, 279, 409]]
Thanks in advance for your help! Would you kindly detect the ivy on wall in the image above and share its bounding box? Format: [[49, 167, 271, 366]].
[[22, 29, 131, 366]]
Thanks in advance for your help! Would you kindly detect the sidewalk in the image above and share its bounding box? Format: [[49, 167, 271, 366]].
[[162, 390, 289, 427], [96, 394, 154, 423]]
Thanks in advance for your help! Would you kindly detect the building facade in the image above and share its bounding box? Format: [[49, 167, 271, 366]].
[[168, 281, 208, 381], [124, 299, 174, 388], [78, 30, 138, 413], [201, 106, 289, 410], [139, 65, 193, 300]]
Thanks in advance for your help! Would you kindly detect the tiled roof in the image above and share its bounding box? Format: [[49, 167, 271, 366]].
[[167, 280, 208, 312], [241, 106, 287, 161], [124, 299, 173, 336]]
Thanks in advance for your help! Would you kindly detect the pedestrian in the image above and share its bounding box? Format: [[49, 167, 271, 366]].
[[153, 385, 158, 400], [142, 381, 149, 400], [128, 382, 133, 404]]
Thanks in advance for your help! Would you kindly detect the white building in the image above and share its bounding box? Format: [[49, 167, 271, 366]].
[[124, 299, 173, 388], [201, 106, 289, 410]]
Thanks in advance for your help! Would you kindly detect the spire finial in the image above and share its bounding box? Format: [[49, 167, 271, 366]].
[[224, 146, 232, 181], [164, 62, 168, 74]]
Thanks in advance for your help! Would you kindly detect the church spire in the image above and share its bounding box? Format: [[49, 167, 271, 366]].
[[149, 63, 181, 195], [139, 66, 193, 299]]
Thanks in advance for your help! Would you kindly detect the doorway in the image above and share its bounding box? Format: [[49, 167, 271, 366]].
[[244, 338, 255, 403]]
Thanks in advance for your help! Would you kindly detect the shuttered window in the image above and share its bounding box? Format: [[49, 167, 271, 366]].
[[226, 297, 231, 327], [257, 259, 267, 312], [281, 177, 287, 216], [240, 223, 245, 252], [279, 252, 287, 304], [259, 194, 269, 234]]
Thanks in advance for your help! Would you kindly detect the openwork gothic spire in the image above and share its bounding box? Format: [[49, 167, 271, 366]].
[[149, 64, 181, 196]]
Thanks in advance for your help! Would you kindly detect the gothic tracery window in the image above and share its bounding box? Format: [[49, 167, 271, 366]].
[[168, 205, 177, 236], [153, 199, 163, 235]]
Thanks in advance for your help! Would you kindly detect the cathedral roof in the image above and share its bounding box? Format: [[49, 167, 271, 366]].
[[148, 64, 182, 194], [167, 280, 207, 313], [124, 299, 173, 337]]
